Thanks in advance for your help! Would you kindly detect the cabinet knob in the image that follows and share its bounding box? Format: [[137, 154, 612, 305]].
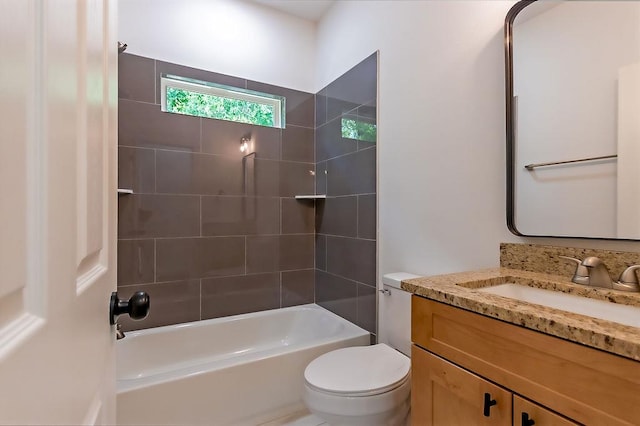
[[521, 412, 535, 426], [483, 392, 497, 417]]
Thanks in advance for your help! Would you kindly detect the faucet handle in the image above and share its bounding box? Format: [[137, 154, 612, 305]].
[[613, 265, 640, 292], [558, 256, 590, 284], [618, 265, 640, 285], [559, 255, 580, 265]]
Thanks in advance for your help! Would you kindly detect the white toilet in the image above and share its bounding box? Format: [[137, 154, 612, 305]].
[[303, 272, 419, 426]]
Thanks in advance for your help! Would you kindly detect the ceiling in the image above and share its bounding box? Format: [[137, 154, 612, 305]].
[[250, 0, 335, 22]]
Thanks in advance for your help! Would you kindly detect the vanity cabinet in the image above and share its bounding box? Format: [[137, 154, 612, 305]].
[[412, 348, 576, 425], [411, 296, 640, 426]]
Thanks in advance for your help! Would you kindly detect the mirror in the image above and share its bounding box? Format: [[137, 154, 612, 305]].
[[505, 1, 640, 239]]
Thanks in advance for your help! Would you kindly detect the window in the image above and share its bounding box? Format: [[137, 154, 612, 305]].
[[161, 74, 286, 128], [341, 117, 377, 142]]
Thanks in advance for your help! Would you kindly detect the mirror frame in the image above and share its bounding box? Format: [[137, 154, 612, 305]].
[[503, 0, 636, 241]]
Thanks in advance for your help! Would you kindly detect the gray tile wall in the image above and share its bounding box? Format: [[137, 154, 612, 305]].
[[118, 53, 377, 336], [315, 53, 378, 339], [118, 54, 316, 331]]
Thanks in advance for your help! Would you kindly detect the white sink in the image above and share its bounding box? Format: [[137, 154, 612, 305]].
[[477, 284, 640, 328]]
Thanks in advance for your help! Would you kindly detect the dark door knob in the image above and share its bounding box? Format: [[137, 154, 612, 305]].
[[110, 291, 150, 324]]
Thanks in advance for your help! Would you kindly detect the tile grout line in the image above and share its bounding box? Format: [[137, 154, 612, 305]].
[[355, 279, 360, 327], [153, 60, 157, 103], [356, 194, 360, 239], [316, 98, 374, 130], [324, 234, 328, 275], [121, 99, 161, 107], [312, 81, 319, 294], [279, 197, 283, 235], [153, 149, 157, 193], [319, 144, 376, 165], [123, 193, 320, 199], [317, 262, 377, 289], [118, 269, 316, 289], [153, 238, 157, 284], [316, 233, 376, 243], [118, 144, 316, 165], [118, 232, 316, 242], [279, 271, 283, 308]]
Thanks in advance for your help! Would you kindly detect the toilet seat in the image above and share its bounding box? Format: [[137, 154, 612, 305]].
[[304, 344, 410, 397]]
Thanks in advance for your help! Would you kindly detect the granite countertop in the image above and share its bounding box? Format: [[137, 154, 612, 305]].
[[402, 267, 640, 361]]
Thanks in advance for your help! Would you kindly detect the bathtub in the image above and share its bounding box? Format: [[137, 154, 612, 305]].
[[116, 304, 370, 425]]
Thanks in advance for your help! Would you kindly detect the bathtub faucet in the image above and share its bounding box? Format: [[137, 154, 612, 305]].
[[116, 323, 125, 340]]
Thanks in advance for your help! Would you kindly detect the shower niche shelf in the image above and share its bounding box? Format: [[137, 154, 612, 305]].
[[294, 195, 326, 200]]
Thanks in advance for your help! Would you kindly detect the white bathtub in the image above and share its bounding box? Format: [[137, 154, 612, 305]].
[[116, 303, 370, 425]]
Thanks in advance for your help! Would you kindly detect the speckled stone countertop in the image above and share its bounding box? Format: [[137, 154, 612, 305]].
[[402, 267, 640, 361]]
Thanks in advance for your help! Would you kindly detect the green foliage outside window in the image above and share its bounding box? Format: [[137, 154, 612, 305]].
[[166, 87, 276, 127], [341, 118, 377, 142]]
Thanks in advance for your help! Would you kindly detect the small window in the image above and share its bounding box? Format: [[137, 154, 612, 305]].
[[341, 117, 377, 142], [161, 74, 286, 128]]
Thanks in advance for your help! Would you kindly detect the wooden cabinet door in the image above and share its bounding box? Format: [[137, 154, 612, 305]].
[[514, 396, 578, 426], [412, 345, 512, 426]]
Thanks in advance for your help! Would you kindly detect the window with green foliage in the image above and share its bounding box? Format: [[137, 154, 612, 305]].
[[161, 75, 285, 128], [341, 117, 377, 142]]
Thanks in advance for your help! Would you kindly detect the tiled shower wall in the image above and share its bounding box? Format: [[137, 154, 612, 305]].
[[314, 53, 378, 338], [117, 54, 316, 331]]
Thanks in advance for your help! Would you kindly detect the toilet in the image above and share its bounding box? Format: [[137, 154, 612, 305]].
[[303, 272, 419, 426]]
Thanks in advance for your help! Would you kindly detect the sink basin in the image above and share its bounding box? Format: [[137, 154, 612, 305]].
[[477, 284, 640, 328]]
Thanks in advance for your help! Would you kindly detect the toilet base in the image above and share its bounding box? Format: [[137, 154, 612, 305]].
[[303, 375, 411, 426], [309, 400, 409, 426]]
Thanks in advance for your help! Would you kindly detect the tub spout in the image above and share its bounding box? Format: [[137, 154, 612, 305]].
[[116, 323, 125, 340]]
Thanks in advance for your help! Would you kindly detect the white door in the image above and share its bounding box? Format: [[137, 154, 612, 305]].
[[0, 0, 118, 424]]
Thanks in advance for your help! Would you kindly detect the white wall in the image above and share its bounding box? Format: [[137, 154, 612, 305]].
[[118, 0, 316, 92], [315, 1, 640, 284]]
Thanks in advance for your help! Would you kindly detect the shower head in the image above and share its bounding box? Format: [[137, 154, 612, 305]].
[[118, 41, 128, 54]]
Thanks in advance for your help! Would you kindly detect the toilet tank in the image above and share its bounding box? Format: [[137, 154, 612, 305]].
[[378, 272, 420, 357]]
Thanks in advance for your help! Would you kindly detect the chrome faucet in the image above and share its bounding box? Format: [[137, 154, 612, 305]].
[[560, 256, 640, 292], [580, 257, 614, 289]]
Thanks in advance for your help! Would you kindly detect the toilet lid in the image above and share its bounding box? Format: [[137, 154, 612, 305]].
[[304, 344, 410, 397]]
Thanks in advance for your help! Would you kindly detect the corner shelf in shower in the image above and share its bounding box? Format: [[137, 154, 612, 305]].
[[117, 188, 134, 195], [294, 195, 326, 200]]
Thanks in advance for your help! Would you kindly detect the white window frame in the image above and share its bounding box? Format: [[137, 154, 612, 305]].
[[160, 75, 284, 128]]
